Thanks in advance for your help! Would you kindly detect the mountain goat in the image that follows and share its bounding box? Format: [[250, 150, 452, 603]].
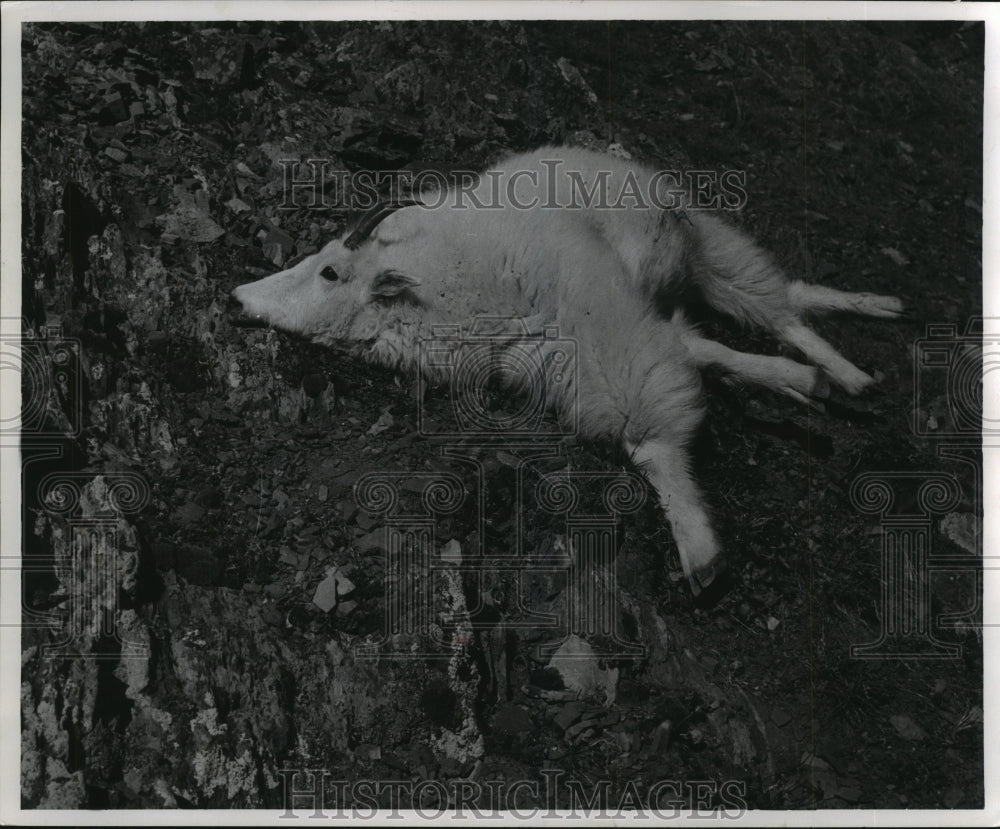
[[230, 146, 903, 596]]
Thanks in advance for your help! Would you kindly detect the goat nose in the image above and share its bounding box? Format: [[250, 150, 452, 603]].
[[228, 288, 269, 329]]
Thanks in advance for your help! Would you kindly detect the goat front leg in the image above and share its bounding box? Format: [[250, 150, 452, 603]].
[[625, 437, 722, 597]]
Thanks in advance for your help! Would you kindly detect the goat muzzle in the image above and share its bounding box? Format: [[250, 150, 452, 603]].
[[228, 291, 269, 328]]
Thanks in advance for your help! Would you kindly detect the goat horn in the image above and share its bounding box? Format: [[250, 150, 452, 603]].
[[343, 198, 423, 250]]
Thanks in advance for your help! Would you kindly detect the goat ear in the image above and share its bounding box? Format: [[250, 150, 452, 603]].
[[370, 269, 420, 299]]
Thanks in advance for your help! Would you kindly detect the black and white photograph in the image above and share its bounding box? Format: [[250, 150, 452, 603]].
[[2, 1, 994, 822]]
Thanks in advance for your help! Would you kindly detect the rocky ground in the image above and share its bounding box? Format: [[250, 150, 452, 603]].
[[19, 20, 984, 811]]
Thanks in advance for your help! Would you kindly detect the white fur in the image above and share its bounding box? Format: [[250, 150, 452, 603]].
[[231, 147, 902, 589]]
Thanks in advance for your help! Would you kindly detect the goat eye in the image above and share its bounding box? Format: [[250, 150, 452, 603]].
[[319, 266, 339, 282]]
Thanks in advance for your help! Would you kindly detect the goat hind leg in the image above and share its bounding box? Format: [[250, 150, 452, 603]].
[[781, 322, 875, 395], [682, 332, 830, 405], [789, 280, 904, 319]]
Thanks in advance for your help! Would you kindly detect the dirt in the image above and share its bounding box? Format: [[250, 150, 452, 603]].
[[18, 19, 984, 811]]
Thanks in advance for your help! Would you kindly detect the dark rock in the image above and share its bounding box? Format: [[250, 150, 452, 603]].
[[329, 468, 365, 495], [98, 92, 129, 124], [150, 541, 177, 570], [87, 360, 112, 399], [889, 714, 926, 741], [529, 666, 565, 690], [381, 751, 409, 773], [355, 527, 386, 553], [355, 511, 379, 531], [771, 707, 792, 728], [650, 719, 673, 752], [492, 703, 533, 736], [147, 330, 170, 351], [375, 61, 426, 107], [552, 700, 585, 732], [340, 141, 410, 171], [262, 228, 295, 266], [564, 717, 599, 741], [174, 543, 223, 586], [261, 604, 284, 627], [192, 486, 224, 509], [173, 501, 206, 526], [419, 681, 459, 728], [302, 372, 328, 398], [337, 499, 358, 523], [263, 509, 287, 537]]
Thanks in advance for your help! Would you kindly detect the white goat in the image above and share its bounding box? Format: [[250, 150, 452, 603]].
[[231, 146, 903, 596]]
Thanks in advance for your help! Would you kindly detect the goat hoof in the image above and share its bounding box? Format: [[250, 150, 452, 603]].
[[688, 562, 731, 607], [812, 372, 831, 400]]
